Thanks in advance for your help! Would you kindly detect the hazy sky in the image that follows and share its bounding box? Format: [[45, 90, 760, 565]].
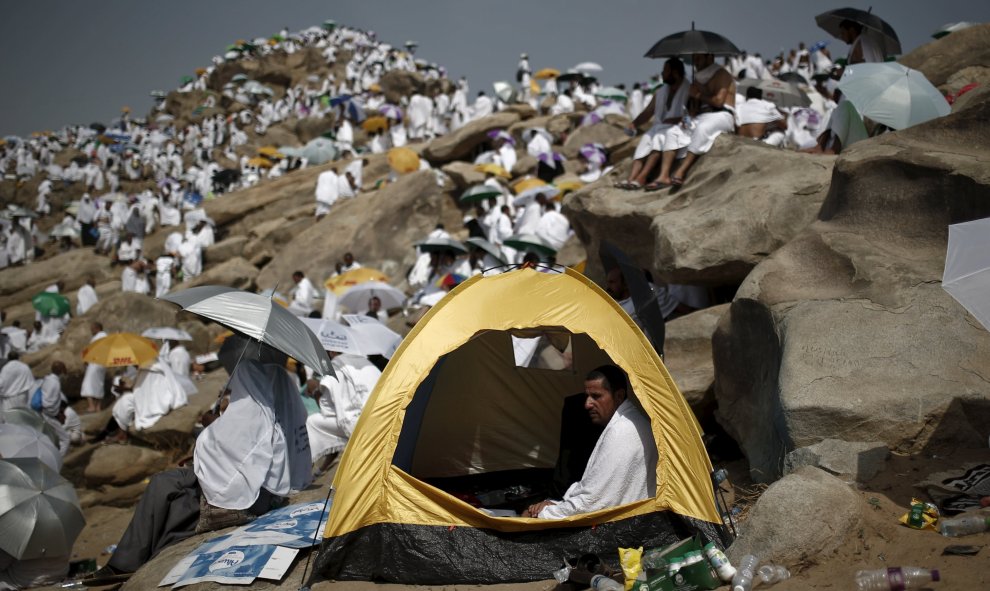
[[1, 1, 985, 136]]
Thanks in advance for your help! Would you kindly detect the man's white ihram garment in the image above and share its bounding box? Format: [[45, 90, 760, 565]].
[[80, 331, 107, 400], [112, 360, 190, 431], [0, 360, 35, 411], [306, 354, 382, 461], [539, 399, 657, 519], [76, 283, 99, 315], [195, 360, 312, 510]]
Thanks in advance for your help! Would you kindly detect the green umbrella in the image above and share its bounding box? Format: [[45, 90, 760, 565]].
[[0, 458, 86, 560], [595, 86, 628, 102], [180, 75, 195, 85], [459, 184, 503, 204], [504, 234, 557, 257], [32, 292, 70, 318], [322, 19, 336, 31]]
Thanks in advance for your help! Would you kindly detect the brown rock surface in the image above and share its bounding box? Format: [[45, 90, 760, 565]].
[[664, 304, 729, 413], [84, 445, 170, 487], [899, 23, 990, 93], [423, 112, 522, 164]]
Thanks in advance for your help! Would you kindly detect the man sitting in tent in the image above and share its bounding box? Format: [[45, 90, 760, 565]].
[[523, 365, 658, 519]]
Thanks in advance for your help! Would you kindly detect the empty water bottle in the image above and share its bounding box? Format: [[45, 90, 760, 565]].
[[757, 564, 790, 586], [589, 574, 624, 591], [731, 554, 758, 591], [939, 513, 990, 537], [854, 567, 940, 591]]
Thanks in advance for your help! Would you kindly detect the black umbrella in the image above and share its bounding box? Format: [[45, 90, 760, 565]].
[[815, 7, 902, 56], [776, 71, 809, 85], [89, 122, 106, 133], [644, 22, 741, 58], [599, 241, 666, 359]]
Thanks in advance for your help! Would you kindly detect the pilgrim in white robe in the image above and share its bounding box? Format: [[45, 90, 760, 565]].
[[289, 276, 316, 317], [112, 360, 190, 431], [80, 330, 108, 400], [76, 283, 99, 315], [536, 209, 572, 251], [306, 354, 382, 460], [539, 399, 657, 518], [195, 360, 312, 510], [0, 359, 35, 411], [315, 170, 340, 217]]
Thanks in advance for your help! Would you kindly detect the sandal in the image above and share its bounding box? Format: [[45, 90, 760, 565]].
[[644, 181, 670, 191], [670, 176, 684, 186], [624, 180, 643, 191]]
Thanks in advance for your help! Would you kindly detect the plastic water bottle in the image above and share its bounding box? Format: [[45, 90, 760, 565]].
[[757, 565, 790, 586], [703, 542, 736, 582], [590, 574, 624, 590], [939, 514, 990, 537], [731, 554, 758, 591], [854, 567, 940, 590]]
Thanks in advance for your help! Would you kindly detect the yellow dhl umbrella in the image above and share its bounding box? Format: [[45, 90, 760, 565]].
[[387, 147, 420, 174], [324, 268, 390, 295], [257, 146, 285, 159], [512, 177, 547, 194], [82, 333, 158, 367], [530, 79, 541, 94], [533, 68, 560, 80], [474, 163, 510, 178], [362, 116, 390, 133], [247, 157, 274, 168]]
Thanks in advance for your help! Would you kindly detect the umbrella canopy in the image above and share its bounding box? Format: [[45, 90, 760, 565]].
[[141, 327, 193, 341], [738, 78, 811, 108], [492, 81, 516, 103], [338, 282, 407, 312], [595, 86, 628, 102], [504, 234, 557, 257], [0, 424, 62, 473], [573, 61, 603, 72], [474, 163, 511, 178], [815, 7, 901, 56], [257, 288, 289, 307], [837, 63, 949, 130], [416, 237, 469, 255], [533, 68, 561, 80], [161, 286, 334, 376], [345, 322, 403, 359], [379, 104, 403, 121], [460, 184, 503, 204], [180, 75, 195, 85], [644, 22, 741, 58], [0, 410, 60, 449], [556, 70, 587, 83], [776, 71, 809, 85], [247, 157, 274, 168], [464, 237, 507, 264], [0, 457, 86, 560], [257, 146, 285, 159], [279, 137, 338, 166], [3, 205, 39, 219], [388, 147, 420, 174], [942, 216, 990, 332], [82, 333, 159, 368], [512, 177, 548, 194], [48, 224, 80, 239], [300, 318, 363, 355], [513, 184, 560, 206], [554, 179, 584, 194], [325, 268, 390, 295], [932, 21, 975, 39], [231, 73, 250, 82], [362, 116, 390, 133], [31, 292, 70, 318]]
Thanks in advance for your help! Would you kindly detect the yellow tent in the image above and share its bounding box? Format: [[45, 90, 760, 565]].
[[318, 268, 725, 584]]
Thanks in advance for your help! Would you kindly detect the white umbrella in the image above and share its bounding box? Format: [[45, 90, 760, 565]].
[[160, 286, 334, 376], [300, 318, 363, 355], [346, 322, 402, 359], [512, 185, 560, 207], [492, 81, 516, 103], [141, 327, 193, 341], [837, 63, 950, 130], [0, 424, 62, 473], [942, 216, 990, 332], [48, 224, 80, 239], [0, 457, 85, 560], [155, 113, 175, 123], [338, 282, 407, 312], [573, 61, 603, 72]]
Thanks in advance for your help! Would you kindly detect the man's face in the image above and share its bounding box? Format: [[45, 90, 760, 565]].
[[661, 63, 673, 84], [584, 378, 622, 426], [605, 268, 628, 300], [344, 254, 354, 266], [368, 297, 381, 312]]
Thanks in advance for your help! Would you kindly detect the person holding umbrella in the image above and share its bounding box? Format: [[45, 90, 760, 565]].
[[665, 53, 737, 186]]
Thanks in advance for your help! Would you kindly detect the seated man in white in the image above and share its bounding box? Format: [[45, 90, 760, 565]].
[[524, 365, 657, 518]]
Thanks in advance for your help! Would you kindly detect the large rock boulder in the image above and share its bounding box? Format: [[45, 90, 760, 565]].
[[900, 23, 990, 94], [713, 93, 990, 482], [177, 257, 259, 291], [441, 161, 486, 191], [564, 135, 835, 284], [0, 248, 114, 312], [84, 445, 170, 487], [664, 304, 729, 413], [423, 112, 522, 164], [726, 467, 864, 567], [255, 170, 461, 289], [561, 122, 634, 159], [784, 439, 890, 483]]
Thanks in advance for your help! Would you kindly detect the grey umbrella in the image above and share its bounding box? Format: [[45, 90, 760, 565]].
[[599, 241, 667, 358], [815, 7, 902, 56], [0, 409, 60, 449], [464, 237, 508, 265], [160, 286, 334, 377], [737, 79, 811, 109], [0, 457, 86, 560], [644, 22, 741, 58]]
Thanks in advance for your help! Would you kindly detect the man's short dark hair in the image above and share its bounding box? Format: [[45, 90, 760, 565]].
[[586, 365, 628, 395], [746, 86, 764, 101], [293, 270, 304, 278], [666, 57, 685, 78]]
